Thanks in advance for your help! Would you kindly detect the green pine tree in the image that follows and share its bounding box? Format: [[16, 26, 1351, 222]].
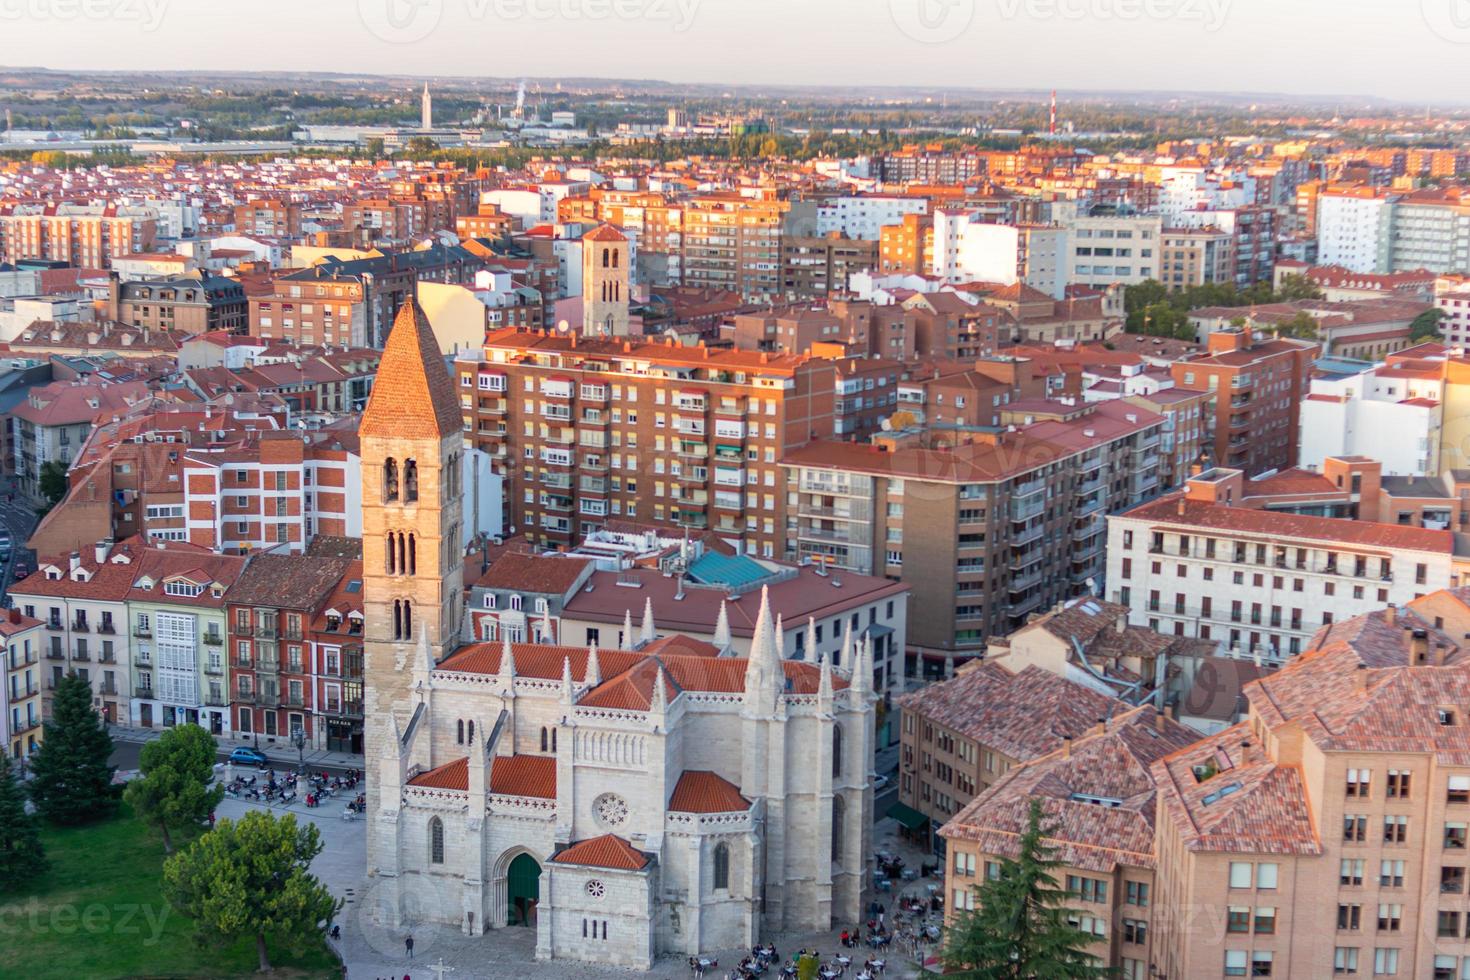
[[27, 673, 117, 825], [163, 810, 341, 972], [0, 753, 47, 887], [124, 723, 225, 853], [943, 799, 1115, 979]]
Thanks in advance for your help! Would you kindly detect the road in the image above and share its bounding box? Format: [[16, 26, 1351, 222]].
[[109, 739, 361, 779], [0, 476, 38, 605]]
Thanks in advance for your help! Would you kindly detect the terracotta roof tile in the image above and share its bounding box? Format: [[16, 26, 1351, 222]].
[[668, 771, 750, 814], [405, 754, 556, 798], [551, 834, 650, 871], [360, 299, 461, 439]]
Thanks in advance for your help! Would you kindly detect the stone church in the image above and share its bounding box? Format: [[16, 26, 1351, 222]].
[[360, 300, 875, 969]]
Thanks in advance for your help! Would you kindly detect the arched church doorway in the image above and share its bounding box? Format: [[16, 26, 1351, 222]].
[[507, 853, 541, 927]]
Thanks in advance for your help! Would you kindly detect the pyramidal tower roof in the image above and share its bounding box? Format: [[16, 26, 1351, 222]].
[[361, 298, 461, 439]]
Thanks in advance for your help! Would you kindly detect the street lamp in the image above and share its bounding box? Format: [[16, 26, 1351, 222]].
[[291, 727, 306, 775]]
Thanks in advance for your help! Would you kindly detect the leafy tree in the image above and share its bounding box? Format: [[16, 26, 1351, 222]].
[[1410, 308, 1446, 342], [943, 799, 1114, 979], [27, 673, 116, 825], [1274, 311, 1321, 340], [124, 723, 224, 853], [1127, 302, 1192, 340], [163, 810, 341, 973], [364, 137, 385, 160], [0, 753, 47, 887], [1275, 273, 1324, 301], [37, 459, 69, 509]]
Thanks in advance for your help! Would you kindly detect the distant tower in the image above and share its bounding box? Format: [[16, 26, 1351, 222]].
[[421, 82, 433, 130], [582, 224, 630, 337], [1049, 90, 1057, 136]]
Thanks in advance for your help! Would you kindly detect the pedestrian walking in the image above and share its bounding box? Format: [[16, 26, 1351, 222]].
[[405, 933, 414, 958]]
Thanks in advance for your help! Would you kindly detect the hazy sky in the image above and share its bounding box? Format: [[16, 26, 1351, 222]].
[[2, 0, 1463, 103]]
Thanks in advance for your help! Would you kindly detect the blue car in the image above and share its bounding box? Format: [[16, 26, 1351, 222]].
[[229, 747, 269, 767]]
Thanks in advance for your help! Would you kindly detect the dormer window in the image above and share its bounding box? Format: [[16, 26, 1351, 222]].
[[1440, 708, 1459, 727], [164, 581, 204, 598]]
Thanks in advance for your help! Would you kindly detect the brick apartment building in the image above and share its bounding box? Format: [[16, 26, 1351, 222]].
[[232, 199, 302, 238], [1171, 329, 1318, 476], [455, 328, 836, 557], [781, 399, 1165, 675], [226, 554, 352, 747], [110, 272, 248, 333]]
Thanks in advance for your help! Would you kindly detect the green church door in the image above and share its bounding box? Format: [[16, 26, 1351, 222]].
[[507, 853, 541, 927]]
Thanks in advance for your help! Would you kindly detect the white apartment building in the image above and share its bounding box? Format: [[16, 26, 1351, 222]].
[[1317, 189, 1396, 273], [1391, 195, 1470, 273], [8, 542, 134, 725], [1157, 167, 1255, 223], [1436, 276, 1470, 346], [930, 214, 1066, 298], [1106, 468, 1457, 663], [1062, 213, 1161, 289], [1299, 364, 1444, 476], [816, 195, 929, 240]]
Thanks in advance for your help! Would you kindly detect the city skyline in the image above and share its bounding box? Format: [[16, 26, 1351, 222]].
[[0, 0, 1467, 105]]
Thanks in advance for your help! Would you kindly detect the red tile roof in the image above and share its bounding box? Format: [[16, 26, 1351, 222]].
[[551, 834, 650, 871], [668, 771, 750, 814], [405, 754, 556, 798]]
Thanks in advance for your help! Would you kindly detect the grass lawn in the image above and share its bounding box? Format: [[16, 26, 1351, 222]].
[[0, 804, 340, 979]]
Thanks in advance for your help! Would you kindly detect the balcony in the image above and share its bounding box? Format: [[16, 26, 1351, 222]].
[[71, 620, 89, 633], [203, 662, 224, 675], [45, 649, 65, 662], [204, 694, 229, 708], [1008, 568, 1043, 593], [97, 621, 116, 635], [134, 686, 154, 699], [256, 659, 280, 674], [203, 632, 223, 646], [254, 690, 281, 708], [131, 626, 152, 640], [254, 625, 277, 639], [1007, 592, 1045, 619], [325, 701, 364, 719], [284, 694, 306, 709], [541, 473, 573, 490], [97, 651, 117, 665], [98, 683, 117, 697], [1013, 523, 1044, 547]]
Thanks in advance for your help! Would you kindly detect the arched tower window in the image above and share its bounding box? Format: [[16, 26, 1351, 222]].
[[392, 600, 401, 640], [713, 842, 730, 890], [540, 727, 548, 752], [408, 534, 416, 576], [429, 817, 444, 864], [612, 249, 619, 269], [551, 729, 557, 752], [602, 247, 610, 268], [403, 599, 412, 638], [383, 457, 399, 503], [456, 719, 464, 744], [467, 720, 474, 744], [831, 795, 845, 863], [386, 535, 396, 576], [403, 459, 419, 503], [832, 723, 843, 779]]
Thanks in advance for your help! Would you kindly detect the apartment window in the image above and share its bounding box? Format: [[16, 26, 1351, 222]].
[[1125, 881, 1149, 907], [1341, 859, 1365, 886], [1333, 948, 1359, 975], [1386, 769, 1411, 799], [1122, 918, 1146, 945], [1441, 866, 1466, 894], [1339, 903, 1362, 930], [1380, 860, 1405, 887], [1252, 951, 1273, 977], [1254, 907, 1276, 935], [1225, 951, 1248, 977], [1376, 903, 1402, 932], [1383, 815, 1408, 844], [1347, 768, 1372, 798], [1437, 910, 1461, 938], [1229, 862, 1253, 889], [1344, 814, 1368, 842], [1066, 875, 1107, 903], [1373, 947, 1398, 975], [1227, 906, 1251, 933], [1447, 823, 1468, 850], [1256, 863, 1278, 889]]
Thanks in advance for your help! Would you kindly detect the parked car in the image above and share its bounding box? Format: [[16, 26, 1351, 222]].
[[11, 563, 28, 581], [0, 532, 11, 562], [229, 747, 269, 767]]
